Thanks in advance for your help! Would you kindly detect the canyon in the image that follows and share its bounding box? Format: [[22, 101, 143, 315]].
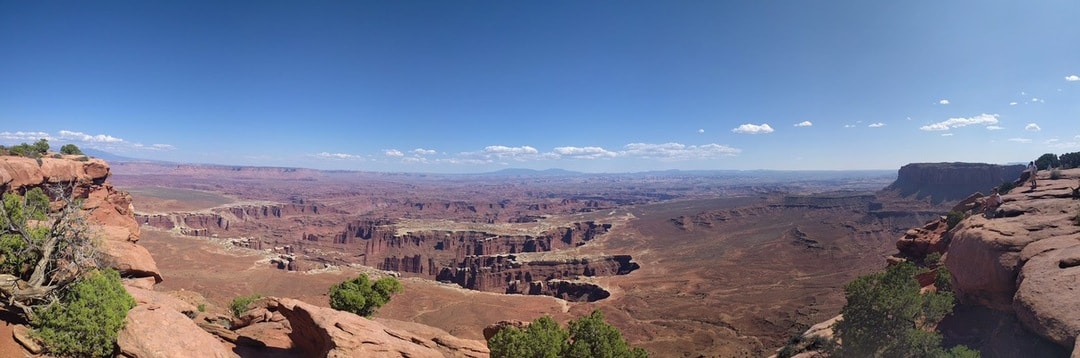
[[5, 157, 1073, 357]]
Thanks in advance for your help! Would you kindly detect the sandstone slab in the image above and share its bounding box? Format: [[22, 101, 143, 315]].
[[118, 305, 237, 358]]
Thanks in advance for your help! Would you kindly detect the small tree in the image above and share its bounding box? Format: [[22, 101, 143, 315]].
[[32, 139, 50, 155], [566, 310, 648, 358], [1035, 153, 1059, 170], [0, 186, 101, 320], [59, 144, 83, 155], [488, 316, 568, 358], [33, 269, 136, 358], [1060, 151, 1080, 169], [833, 262, 975, 357], [328, 274, 402, 317], [488, 310, 648, 358]]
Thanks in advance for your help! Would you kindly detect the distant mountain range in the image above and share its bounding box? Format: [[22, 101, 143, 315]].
[[82, 149, 171, 163], [84, 149, 896, 178]]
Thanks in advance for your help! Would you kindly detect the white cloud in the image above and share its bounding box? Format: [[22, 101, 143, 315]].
[[411, 148, 437, 156], [1009, 102, 1018, 106], [731, 123, 774, 134], [919, 113, 999, 131], [868, 122, 886, 128], [1031, 97, 1044, 103], [58, 130, 124, 143], [483, 145, 538, 156], [794, 121, 813, 127], [315, 152, 364, 160], [1065, 75, 1080, 82], [941, 133, 954, 137], [697, 129, 705, 134], [553, 146, 617, 159], [620, 142, 740, 159], [938, 99, 950, 105], [1025, 123, 1041, 132], [384, 149, 404, 157], [1008, 138, 1032, 143], [843, 124, 856, 128], [0, 131, 53, 141], [986, 126, 1004, 130]]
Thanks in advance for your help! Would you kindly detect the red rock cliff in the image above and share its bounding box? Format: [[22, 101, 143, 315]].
[[0, 155, 161, 282]]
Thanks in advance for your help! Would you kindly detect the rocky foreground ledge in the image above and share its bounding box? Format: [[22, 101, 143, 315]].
[[945, 168, 1080, 353], [1, 155, 489, 357]]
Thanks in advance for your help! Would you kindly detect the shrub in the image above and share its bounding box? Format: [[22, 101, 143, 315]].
[[1035, 153, 1060, 170], [198, 303, 207, 312], [328, 274, 402, 317], [997, 180, 1016, 194], [924, 252, 943, 268], [1060, 151, 1080, 169], [32, 269, 136, 358], [833, 262, 973, 357], [59, 144, 83, 155], [1050, 168, 1063, 180], [945, 211, 966, 231], [488, 310, 648, 358], [229, 294, 263, 317], [32, 139, 49, 155]]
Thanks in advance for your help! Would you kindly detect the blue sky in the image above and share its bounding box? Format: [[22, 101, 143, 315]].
[[2, 1, 1079, 173]]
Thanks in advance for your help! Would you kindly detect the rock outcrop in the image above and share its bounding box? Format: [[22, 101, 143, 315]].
[[241, 297, 489, 357], [941, 168, 1080, 351], [884, 162, 1026, 204], [0, 156, 161, 282]]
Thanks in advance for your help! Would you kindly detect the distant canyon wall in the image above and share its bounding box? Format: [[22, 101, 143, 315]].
[[885, 162, 1026, 204]]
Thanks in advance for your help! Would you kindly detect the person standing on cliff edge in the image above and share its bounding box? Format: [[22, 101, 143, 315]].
[[1027, 161, 1038, 190]]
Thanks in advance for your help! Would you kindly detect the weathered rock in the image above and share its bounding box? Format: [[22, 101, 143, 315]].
[[124, 285, 196, 314], [940, 168, 1080, 352], [263, 297, 487, 357], [12, 324, 42, 354], [118, 305, 238, 358], [1014, 240, 1080, 349], [235, 321, 292, 350], [1, 156, 160, 283], [895, 217, 949, 260], [103, 239, 163, 283]]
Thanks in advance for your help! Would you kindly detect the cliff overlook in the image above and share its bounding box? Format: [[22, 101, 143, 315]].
[[944, 168, 1080, 354], [884, 162, 1026, 204], [0, 155, 487, 357]]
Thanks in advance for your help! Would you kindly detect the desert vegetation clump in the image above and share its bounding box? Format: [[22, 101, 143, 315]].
[[32, 269, 136, 357], [0, 187, 135, 357], [4, 139, 51, 158], [328, 273, 402, 318], [996, 180, 1016, 194], [832, 262, 976, 357], [1049, 168, 1063, 180], [59, 144, 83, 155], [229, 293, 263, 317], [487, 310, 648, 358], [945, 211, 966, 231]]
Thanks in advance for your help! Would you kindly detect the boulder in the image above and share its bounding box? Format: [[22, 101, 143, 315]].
[[118, 305, 238, 358], [12, 324, 42, 354], [102, 239, 163, 283], [1014, 240, 1080, 348], [262, 297, 486, 357]]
